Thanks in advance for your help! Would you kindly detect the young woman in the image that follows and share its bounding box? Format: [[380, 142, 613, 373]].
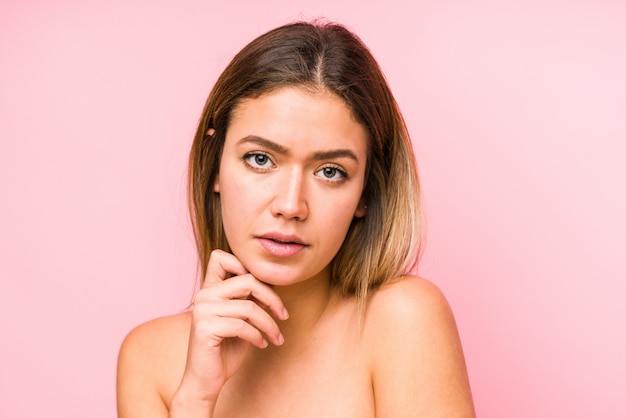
[[117, 21, 475, 417]]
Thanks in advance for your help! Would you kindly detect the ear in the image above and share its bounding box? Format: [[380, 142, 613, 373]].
[[206, 128, 220, 193], [213, 173, 220, 193], [354, 198, 367, 218]]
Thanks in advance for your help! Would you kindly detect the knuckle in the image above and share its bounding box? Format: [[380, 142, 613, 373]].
[[242, 300, 257, 316], [191, 304, 210, 320], [193, 288, 212, 304], [194, 319, 218, 337], [209, 249, 226, 262], [243, 274, 258, 288], [205, 250, 227, 273], [233, 320, 248, 333]]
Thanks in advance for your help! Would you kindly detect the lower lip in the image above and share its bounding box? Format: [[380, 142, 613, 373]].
[[257, 238, 307, 257]]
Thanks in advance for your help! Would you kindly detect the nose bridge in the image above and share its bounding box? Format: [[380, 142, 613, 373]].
[[272, 166, 308, 220]]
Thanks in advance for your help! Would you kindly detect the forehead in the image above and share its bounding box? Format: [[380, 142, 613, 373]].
[[226, 87, 369, 154]]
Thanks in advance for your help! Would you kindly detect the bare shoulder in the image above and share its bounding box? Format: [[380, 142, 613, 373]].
[[364, 276, 476, 417], [119, 311, 191, 358], [117, 312, 191, 418], [368, 275, 451, 318], [364, 276, 460, 359]]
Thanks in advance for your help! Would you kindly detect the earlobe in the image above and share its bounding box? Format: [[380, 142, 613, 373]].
[[206, 128, 219, 193], [354, 199, 367, 218], [213, 174, 220, 193]]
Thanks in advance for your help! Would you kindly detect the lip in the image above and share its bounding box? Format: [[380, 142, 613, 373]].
[[255, 232, 308, 257]]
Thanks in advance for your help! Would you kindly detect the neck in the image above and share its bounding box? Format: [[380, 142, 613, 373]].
[[243, 270, 356, 379], [276, 275, 333, 340], [259, 269, 341, 356]]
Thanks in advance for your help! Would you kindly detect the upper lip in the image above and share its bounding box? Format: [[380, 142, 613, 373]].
[[257, 232, 308, 245]]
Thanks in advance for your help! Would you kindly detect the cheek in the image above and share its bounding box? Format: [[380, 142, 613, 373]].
[[220, 178, 254, 215], [219, 183, 249, 251], [316, 197, 360, 237]]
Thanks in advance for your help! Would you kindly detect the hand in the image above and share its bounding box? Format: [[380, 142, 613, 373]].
[[171, 250, 288, 414]]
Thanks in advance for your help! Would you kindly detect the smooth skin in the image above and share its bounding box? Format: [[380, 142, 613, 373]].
[[117, 87, 475, 417]]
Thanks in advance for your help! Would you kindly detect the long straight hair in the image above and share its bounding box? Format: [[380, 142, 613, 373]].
[[188, 21, 423, 308]]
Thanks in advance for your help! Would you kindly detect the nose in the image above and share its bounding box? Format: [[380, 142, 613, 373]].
[[270, 168, 309, 221]]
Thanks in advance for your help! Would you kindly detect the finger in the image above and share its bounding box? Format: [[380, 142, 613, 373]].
[[203, 250, 248, 287], [195, 274, 289, 321], [196, 316, 270, 349], [208, 299, 284, 346]]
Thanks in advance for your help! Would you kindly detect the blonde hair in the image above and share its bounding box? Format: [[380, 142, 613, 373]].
[[188, 21, 422, 307]]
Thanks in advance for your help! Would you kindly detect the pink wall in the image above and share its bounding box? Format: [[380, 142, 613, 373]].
[[1, 1, 624, 416]]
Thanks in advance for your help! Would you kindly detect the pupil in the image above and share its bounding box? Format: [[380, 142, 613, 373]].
[[255, 155, 267, 165], [324, 168, 335, 177]]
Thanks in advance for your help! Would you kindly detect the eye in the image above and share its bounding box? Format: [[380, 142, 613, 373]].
[[315, 165, 348, 182], [244, 152, 275, 170]]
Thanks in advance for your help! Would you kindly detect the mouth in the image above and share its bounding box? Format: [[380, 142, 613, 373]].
[[259, 233, 306, 245], [256, 233, 308, 257], [268, 237, 301, 245]]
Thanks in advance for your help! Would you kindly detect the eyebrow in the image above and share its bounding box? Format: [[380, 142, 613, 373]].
[[237, 135, 360, 163], [238, 135, 289, 154]]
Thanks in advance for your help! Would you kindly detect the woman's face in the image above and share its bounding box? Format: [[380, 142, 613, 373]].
[[214, 86, 368, 287]]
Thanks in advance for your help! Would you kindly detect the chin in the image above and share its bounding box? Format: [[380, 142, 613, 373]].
[[247, 267, 301, 287], [243, 260, 323, 288]]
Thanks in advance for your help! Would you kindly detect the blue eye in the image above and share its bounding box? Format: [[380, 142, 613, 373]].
[[315, 165, 347, 182], [253, 154, 268, 165], [322, 167, 338, 178], [244, 152, 274, 169]]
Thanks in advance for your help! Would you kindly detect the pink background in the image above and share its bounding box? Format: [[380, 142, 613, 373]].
[[1, 0, 625, 417]]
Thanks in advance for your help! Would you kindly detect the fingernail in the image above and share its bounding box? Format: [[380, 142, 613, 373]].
[[277, 334, 285, 345], [261, 339, 269, 348], [281, 307, 289, 320]]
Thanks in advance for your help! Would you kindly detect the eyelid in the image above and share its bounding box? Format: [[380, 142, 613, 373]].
[[314, 163, 349, 183], [243, 151, 350, 182], [243, 151, 276, 170]]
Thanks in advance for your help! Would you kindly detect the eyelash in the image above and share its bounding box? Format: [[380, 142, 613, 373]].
[[315, 165, 348, 183], [242, 152, 348, 183], [243, 152, 275, 171]]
